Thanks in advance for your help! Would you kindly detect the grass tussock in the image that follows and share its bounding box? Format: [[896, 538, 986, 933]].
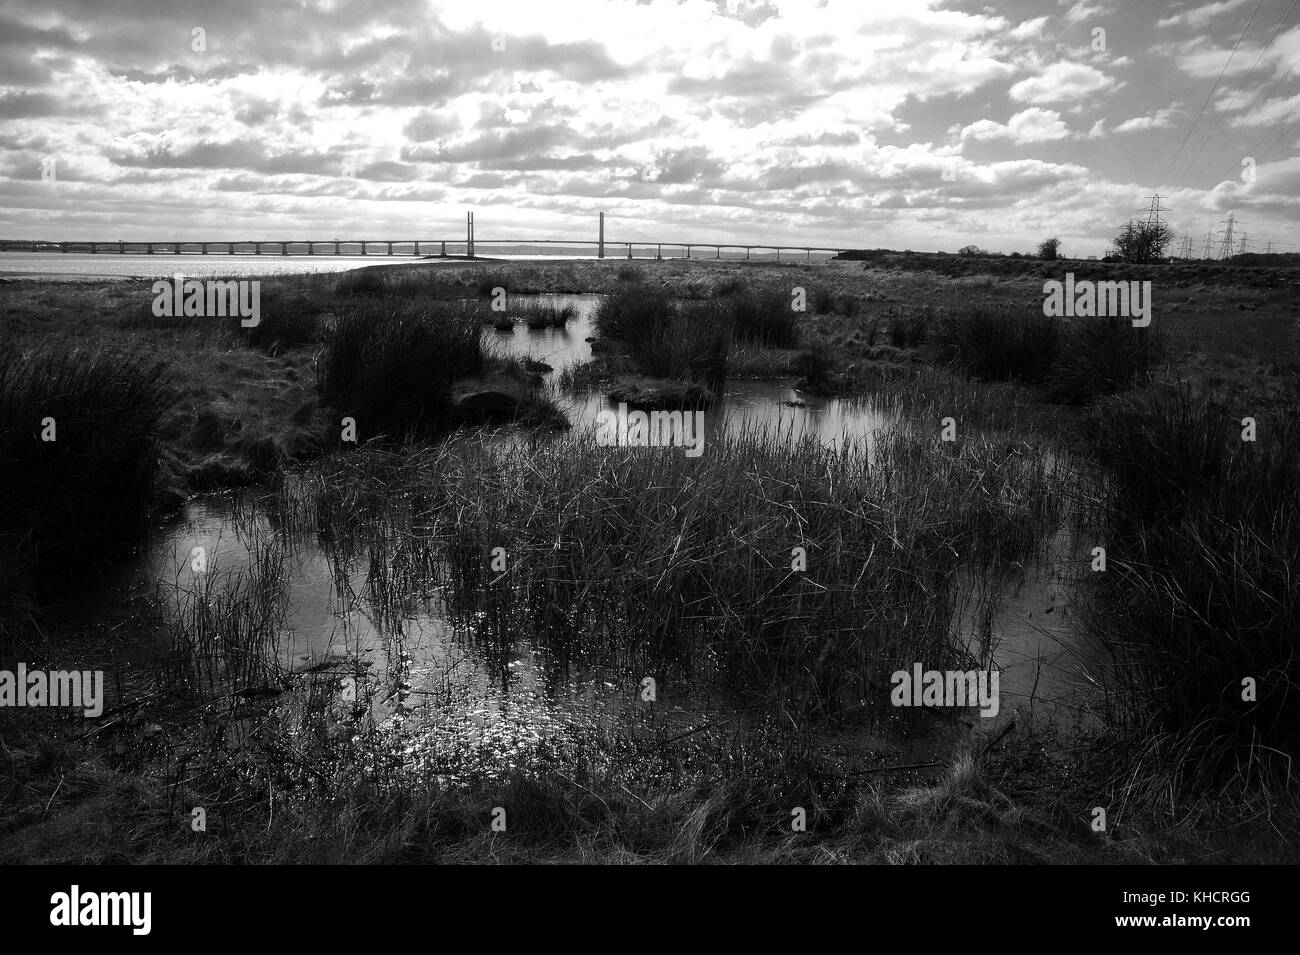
[[316, 300, 488, 441], [715, 288, 801, 349], [0, 346, 173, 600], [931, 307, 1060, 384], [931, 306, 1164, 404], [794, 343, 837, 389], [594, 286, 730, 388], [514, 298, 576, 329], [1081, 381, 1299, 805]]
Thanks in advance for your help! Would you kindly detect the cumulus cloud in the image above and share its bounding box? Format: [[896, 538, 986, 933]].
[[961, 108, 1074, 143], [1009, 62, 1117, 104], [1010, 17, 1051, 40], [1064, 1, 1110, 25], [0, 0, 1295, 254], [1113, 107, 1181, 132], [1157, 0, 1254, 30]]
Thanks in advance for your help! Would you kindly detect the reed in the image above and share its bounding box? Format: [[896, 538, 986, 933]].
[[0, 345, 173, 590], [315, 300, 487, 441], [1080, 382, 1299, 803]]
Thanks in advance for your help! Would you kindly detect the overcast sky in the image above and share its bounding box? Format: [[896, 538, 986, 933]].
[[1, 0, 1298, 256]]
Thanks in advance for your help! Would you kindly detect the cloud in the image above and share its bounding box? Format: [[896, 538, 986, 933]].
[[0, 0, 1293, 254], [1114, 107, 1182, 131], [1157, 0, 1253, 30], [1063, 1, 1110, 25], [1009, 61, 1117, 104], [1010, 17, 1051, 40], [961, 108, 1073, 143]]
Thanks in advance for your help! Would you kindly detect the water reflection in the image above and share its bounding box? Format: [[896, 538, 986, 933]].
[[55, 291, 1095, 766], [496, 293, 896, 453]]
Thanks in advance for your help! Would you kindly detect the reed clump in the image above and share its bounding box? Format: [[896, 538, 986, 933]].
[[1080, 381, 1299, 805], [315, 300, 488, 441], [0, 346, 173, 595]]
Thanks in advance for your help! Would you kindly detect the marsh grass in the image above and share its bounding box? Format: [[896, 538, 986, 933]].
[[513, 298, 576, 328], [241, 285, 323, 352], [931, 306, 1060, 383], [334, 267, 465, 301], [1042, 314, 1165, 404], [887, 311, 930, 348], [794, 342, 837, 389], [110, 416, 1084, 863], [0, 346, 173, 594], [811, 285, 836, 314], [594, 287, 730, 387], [152, 538, 289, 701], [717, 288, 801, 348], [1081, 382, 1299, 804], [316, 300, 488, 441], [275, 421, 1062, 724], [930, 306, 1165, 405]]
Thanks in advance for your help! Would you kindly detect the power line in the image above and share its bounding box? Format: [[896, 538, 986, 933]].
[[1164, 0, 1268, 183], [1191, 51, 1300, 179], [1249, 101, 1300, 161], [1175, 0, 1298, 187]]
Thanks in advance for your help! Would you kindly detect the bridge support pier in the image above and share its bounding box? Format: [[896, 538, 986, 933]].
[[146, 243, 153, 254], [686, 245, 691, 259], [119, 241, 125, 254], [334, 241, 340, 255], [656, 244, 662, 260], [715, 246, 720, 259], [387, 242, 393, 255]]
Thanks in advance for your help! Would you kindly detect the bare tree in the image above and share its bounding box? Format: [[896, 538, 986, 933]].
[[1110, 219, 1174, 264]]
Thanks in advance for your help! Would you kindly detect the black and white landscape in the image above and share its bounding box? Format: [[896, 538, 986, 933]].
[[0, 0, 1296, 877]]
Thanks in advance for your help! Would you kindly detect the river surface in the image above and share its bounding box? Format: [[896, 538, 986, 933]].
[[0, 249, 836, 280]]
